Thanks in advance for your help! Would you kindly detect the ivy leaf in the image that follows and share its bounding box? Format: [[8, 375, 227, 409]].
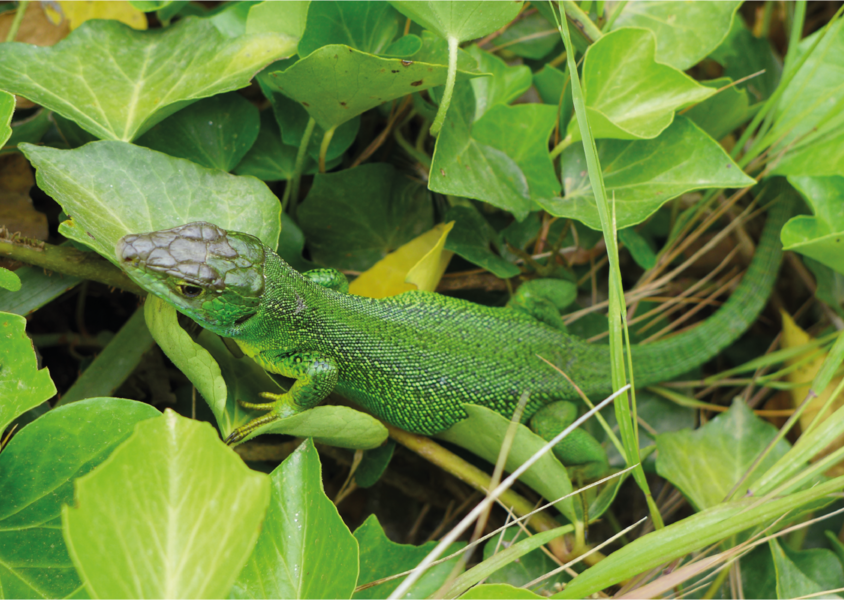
[[684, 77, 755, 141], [233, 110, 300, 182], [444, 205, 520, 279], [556, 116, 755, 230], [0, 267, 20, 292], [709, 15, 781, 103], [0, 17, 294, 141], [610, 1, 743, 70], [63, 410, 270, 599], [246, 0, 309, 50], [136, 92, 260, 171], [466, 45, 532, 120], [389, 1, 523, 44], [0, 312, 55, 436], [354, 514, 465, 599], [782, 176, 844, 275], [264, 43, 479, 131], [298, 1, 402, 56], [490, 11, 558, 60], [570, 28, 715, 141], [231, 439, 359, 600], [656, 399, 790, 511], [0, 90, 13, 147], [298, 163, 433, 271], [770, 539, 844, 599], [21, 141, 282, 259], [0, 398, 160, 599], [429, 82, 531, 220], [437, 404, 577, 524]]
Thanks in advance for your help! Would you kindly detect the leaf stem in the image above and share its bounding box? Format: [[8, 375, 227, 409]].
[[283, 116, 316, 216], [5, 0, 29, 43], [549, 134, 573, 160], [602, 0, 628, 31], [429, 36, 459, 137], [318, 125, 336, 173], [562, 0, 603, 43]]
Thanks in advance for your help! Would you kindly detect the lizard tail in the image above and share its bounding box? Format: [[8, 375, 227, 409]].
[[629, 194, 792, 387]]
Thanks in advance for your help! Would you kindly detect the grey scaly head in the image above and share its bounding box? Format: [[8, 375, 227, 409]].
[[116, 222, 266, 336]]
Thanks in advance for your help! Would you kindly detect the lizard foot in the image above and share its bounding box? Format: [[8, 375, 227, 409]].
[[224, 411, 283, 446], [236, 391, 285, 411]]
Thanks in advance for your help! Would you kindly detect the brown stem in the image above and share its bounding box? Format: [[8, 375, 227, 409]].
[[0, 232, 143, 294]]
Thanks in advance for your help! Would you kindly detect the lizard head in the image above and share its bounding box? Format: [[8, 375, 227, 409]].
[[116, 221, 266, 335]]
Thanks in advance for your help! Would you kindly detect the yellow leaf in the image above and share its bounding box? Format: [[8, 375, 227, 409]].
[[349, 222, 454, 299], [57, 1, 148, 31], [782, 310, 844, 476]]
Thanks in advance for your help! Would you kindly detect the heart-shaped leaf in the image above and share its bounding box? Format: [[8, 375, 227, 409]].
[[0, 17, 294, 141], [0, 312, 55, 435], [782, 176, 844, 275], [298, 0, 402, 56], [20, 141, 282, 259], [389, 1, 523, 43], [610, 1, 743, 70], [555, 116, 755, 230], [136, 92, 260, 171], [0, 398, 160, 599], [231, 439, 359, 599], [570, 27, 715, 141], [264, 43, 479, 131]]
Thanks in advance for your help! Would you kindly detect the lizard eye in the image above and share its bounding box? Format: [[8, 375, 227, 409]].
[[179, 284, 204, 298]]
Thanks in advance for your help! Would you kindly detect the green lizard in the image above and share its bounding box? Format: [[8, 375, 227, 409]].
[[116, 198, 789, 479]]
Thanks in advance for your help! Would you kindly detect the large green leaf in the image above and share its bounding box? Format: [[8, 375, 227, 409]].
[[0, 268, 20, 292], [0, 399, 160, 599], [231, 439, 358, 599], [233, 110, 300, 181], [136, 92, 260, 171], [20, 141, 282, 260], [246, 1, 310, 52], [770, 19, 844, 177], [490, 11, 558, 60], [556, 116, 755, 230], [429, 83, 559, 221], [389, 1, 523, 43], [709, 16, 781, 104], [0, 90, 12, 147], [0, 18, 295, 141], [610, 1, 742, 70], [771, 539, 844, 599], [0, 313, 55, 436], [466, 45, 531, 120], [263, 43, 478, 131], [437, 404, 576, 524], [782, 176, 844, 275], [298, 1, 402, 56], [298, 163, 433, 271], [354, 515, 465, 599], [240, 406, 389, 450], [256, 76, 360, 164], [685, 78, 755, 141], [443, 205, 520, 279], [570, 27, 714, 141], [655, 399, 791, 512], [63, 410, 270, 599]]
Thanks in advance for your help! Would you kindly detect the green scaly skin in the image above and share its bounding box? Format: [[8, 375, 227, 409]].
[[116, 199, 789, 476]]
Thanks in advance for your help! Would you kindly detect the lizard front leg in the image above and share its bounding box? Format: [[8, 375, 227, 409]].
[[225, 352, 338, 445]]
